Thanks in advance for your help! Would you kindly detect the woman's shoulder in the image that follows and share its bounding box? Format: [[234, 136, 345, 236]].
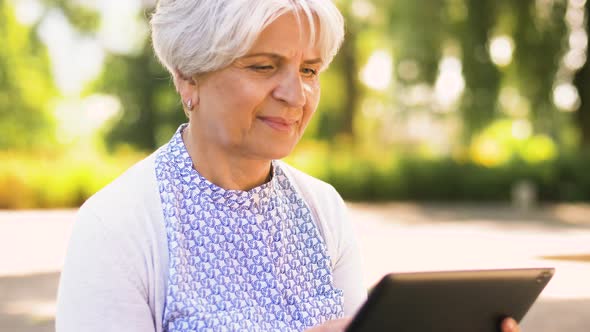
[[77, 151, 164, 236], [58, 152, 167, 330], [85, 153, 158, 206], [276, 161, 353, 273], [276, 160, 342, 202], [276, 160, 347, 226]]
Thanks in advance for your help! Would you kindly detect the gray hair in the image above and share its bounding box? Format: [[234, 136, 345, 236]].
[[150, 0, 345, 79]]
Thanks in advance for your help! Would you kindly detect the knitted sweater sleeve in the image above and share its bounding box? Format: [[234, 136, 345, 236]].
[[55, 205, 155, 332]]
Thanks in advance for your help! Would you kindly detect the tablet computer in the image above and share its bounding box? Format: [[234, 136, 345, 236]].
[[346, 267, 555, 332]]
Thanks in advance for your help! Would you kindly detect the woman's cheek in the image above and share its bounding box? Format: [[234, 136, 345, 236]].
[[306, 81, 321, 109]]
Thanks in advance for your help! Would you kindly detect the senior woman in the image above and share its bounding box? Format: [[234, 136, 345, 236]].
[[56, 1, 523, 331]]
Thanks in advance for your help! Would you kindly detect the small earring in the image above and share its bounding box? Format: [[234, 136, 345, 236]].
[[185, 99, 193, 111]]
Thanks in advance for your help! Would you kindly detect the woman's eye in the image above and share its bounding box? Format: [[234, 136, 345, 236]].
[[250, 65, 275, 72], [301, 67, 318, 78]]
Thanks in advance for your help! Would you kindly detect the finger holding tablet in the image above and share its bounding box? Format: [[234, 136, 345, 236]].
[[305, 318, 352, 332], [501, 317, 521, 332]]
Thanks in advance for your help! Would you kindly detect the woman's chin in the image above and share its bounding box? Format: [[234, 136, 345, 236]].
[[262, 147, 296, 161], [254, 141, 298, 161]]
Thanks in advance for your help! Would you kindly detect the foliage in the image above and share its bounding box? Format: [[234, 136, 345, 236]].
[[286, 141, 590, 202], [0, 148, 146, 209], [0, 1, 57, 150], [1, 0, 589, 208], [573, 0, 590, 146], [455, 0, 502, 139], [90, 44, 184, 151], [1, 136, 587, 209], [507, 0, 568, 137]]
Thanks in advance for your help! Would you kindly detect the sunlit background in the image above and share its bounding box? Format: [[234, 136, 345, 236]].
[[2, 0, 590, 207], [1, 0, 590, 331]]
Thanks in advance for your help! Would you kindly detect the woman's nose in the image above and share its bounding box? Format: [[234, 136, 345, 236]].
[[272, 69, 306, 108]]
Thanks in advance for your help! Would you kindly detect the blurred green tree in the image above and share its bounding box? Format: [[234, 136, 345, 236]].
[[17, 0, 584, 158], [0, 1, 57, 150], [42, 0, 100, 32], [388, 0, 444, 85], [573, 0, 590, 148], [40, 1, 178, 151], [91, 43, 183, 151], [334, 1, 362, 140], [507, 0, 567, 138], [455, 0, 501, 141]]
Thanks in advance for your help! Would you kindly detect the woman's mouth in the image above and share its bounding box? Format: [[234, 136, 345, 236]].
[[258, 116, 297, 132]]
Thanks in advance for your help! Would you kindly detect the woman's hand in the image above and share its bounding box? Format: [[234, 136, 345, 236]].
[[304, 318, 351, 332], [501, 317, 521, 332]]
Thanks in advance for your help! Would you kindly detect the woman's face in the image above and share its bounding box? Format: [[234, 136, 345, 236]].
[[189, 12, 322, 161]]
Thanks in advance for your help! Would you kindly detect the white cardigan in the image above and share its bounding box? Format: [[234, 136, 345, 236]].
[[55, 152, 366, 332]]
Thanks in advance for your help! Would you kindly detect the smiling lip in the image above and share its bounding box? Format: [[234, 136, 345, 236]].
[[258, 116, 297, 132]]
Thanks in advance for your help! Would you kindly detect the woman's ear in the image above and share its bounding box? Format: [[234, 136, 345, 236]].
[[174, 68, 199, 112]]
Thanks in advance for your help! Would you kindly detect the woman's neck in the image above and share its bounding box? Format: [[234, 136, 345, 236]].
[[181, 125, 272, 191]]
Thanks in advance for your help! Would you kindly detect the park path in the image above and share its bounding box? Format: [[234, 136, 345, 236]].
[[1, 203, 589, 331]]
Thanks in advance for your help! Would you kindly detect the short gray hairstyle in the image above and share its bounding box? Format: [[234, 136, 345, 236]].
[[150, 0, 345, 79]]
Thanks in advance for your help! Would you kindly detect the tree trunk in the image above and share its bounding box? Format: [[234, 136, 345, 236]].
[[339, 27, 358, 139], [459, 0, 500, 142], [573, 0, 590, 148]]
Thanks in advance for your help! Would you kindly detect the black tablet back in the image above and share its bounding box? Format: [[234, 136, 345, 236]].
[[346, 268, 554, 332]]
